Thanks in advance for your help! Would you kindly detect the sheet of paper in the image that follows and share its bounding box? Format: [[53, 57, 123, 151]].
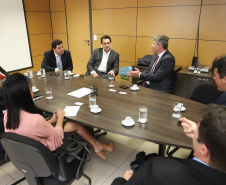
[[64, 106, 80, 117], [74, 102, 84, 106], [109, 89, 117, 92], [119, 91, 127, 94], [67, 87, 91, 98]]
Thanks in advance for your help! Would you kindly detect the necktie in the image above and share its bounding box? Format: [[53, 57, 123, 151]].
[[149, 55, 159, 74], [143, 55, 159, 87], [57, 55, 63, 70]]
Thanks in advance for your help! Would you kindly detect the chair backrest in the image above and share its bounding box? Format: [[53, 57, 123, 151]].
[[170, 71, 179, 94], [1, 132, 58, 184], [190, 84, 223, 104]]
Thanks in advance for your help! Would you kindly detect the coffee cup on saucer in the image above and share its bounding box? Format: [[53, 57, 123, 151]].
[[32, 86, 37, 92], [122, 116, 135, 126], [131, 84, 139, 91], [36, 71, 41, 76]]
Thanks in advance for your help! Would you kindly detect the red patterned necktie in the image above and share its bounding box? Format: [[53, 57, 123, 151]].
[[143, 55, 159, 87]]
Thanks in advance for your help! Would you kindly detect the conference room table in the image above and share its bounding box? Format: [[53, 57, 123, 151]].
[[31, 73, 205, 156]]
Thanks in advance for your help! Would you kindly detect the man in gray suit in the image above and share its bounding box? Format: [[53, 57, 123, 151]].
[[127, 35, 175, 92], [86, 35, 119, 79]]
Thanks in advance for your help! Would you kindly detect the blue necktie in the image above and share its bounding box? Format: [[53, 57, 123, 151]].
[[57, 55, 63, 70]]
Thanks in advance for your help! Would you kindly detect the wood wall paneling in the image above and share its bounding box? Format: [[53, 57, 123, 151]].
[[52, 34, 68, 50], [199, 41, 226, 66], [24, 0, 50, 11], [25, 12, 52, 35], [203, 0, 226, 4], [137, 6, 199, 39], [200, 5, 226, 40], [51, 12, 67, 33], [29, 34, 53, 56], [92, 0, 137, 9], [92, 8, 137, 36], [138, 0, 201, 7], [50, 0, 65, 11], [136, 37, 153, 60]]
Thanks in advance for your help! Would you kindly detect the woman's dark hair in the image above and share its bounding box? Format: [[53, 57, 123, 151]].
[[2, 73, 42, 129]]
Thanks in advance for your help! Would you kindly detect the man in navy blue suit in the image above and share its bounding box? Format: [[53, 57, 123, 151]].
[[127, 35, 175, 92], [41, 39, 73, 73], [212, 55, 226, 106]]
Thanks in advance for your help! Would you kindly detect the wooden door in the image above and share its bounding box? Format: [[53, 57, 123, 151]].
[[66, 0, 90, 75]]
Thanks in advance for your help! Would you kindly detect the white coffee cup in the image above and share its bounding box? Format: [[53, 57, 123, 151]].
[[133, 84, 137, 88], [37, 71, 41, 75], [27, 70, 33, 78], [24, 73, 28, 77], [125, 116, 132, 122], [32, 86, 37, 92], [91, 105, 99, 111]]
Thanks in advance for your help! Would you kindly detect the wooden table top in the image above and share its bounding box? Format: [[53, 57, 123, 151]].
[[31, 73, 205, 149]]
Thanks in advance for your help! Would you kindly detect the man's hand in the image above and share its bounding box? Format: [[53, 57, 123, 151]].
[[108, 70, 115, 77], [122, 170, 133, 181], [93, 72, 99, 77], [126, 67, 140, 78], [180, 117, 197, 139]]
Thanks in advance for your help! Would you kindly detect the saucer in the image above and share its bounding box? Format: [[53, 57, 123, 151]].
[[108, 85, 115, 88], [90, 108, 102, 113], [69, 73, 73, 76], [45, 96, 54, 100], [131, 87, 139, 91], [36, 73, 41, 76], [122, 119, 135, 126], [64, 77, 70, 80], [41, 75, 46, 78], [181, 107, 186, 111], [33, 89, 39, 93], [137, 119, 148, 124]]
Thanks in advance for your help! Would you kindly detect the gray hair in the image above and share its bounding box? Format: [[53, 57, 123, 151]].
[[153, 35, 169, 49]]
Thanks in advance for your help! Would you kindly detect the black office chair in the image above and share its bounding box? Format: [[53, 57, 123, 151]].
[[170, 71, 179, 94], [166, 83, 223, 157], [1, 132, 91, 185], [190, 83, 223, 104]]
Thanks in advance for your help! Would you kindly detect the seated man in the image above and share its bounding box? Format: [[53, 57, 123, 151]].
[[212, 55, 226, 105], [127, 35, 175, 92], [85, 35, 119, 79], [41, 39, 73, 73], [111, 104, 226, 185]]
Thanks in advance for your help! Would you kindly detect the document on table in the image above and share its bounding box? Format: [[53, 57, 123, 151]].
[[67, 87, 91, 98], [64, 106, 80, 117]]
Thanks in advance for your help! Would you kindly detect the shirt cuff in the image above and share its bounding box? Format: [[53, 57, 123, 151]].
[[55, 68, 59, 72], [91, 70, 96, 75]]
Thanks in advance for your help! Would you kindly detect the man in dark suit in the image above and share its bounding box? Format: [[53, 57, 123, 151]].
[[127, 35, 175, 92], [212, 55, 226, 106], [111, 104, 226, 185], [85, 35, 119, 79], [41, 39, 73, 73]]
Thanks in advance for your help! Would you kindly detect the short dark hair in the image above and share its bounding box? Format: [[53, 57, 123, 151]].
[[212, 55, 226, 78], [51, 39, 62, 49], [198, 104, 226, 171], [2, 73, 42, 130], [101, 35, 111, 43], [153, 35, 169, 49]]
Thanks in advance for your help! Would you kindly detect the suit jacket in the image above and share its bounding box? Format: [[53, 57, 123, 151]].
[[217, 92, 226, 106], [41, 49, 73, 72], [111, 157, 226, 185], [86, 48, 119, 76], [140, 50, 175, 92]]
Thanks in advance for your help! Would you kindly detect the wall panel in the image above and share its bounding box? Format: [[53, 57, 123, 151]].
[[92, 8, 137, 36], [137, 6, 199, 39], [24, 0, 49, 11], [50, 0, 65, 11], [51, 12, 67, 33], [26, 12, 52, 34], [92, 0, 137, 9], [138, 0, 200, 6]]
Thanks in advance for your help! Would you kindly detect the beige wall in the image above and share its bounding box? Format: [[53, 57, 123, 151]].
[[21, 0, 226, 77]]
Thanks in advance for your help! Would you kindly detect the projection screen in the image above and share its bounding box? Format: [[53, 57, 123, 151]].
[[0, 0, 32, 72]]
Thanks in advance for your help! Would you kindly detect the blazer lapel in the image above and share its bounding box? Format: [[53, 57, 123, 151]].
[[51, 50, 57, 68], [148, 54, 158, 72], [96, 49, 103, 69], [154, 50, 168, 71]]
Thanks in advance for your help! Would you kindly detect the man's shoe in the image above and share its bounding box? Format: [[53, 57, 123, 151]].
[[135, 151, 146, 160]]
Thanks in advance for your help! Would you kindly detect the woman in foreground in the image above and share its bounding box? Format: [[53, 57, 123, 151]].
[[2, 73, 114, 159]]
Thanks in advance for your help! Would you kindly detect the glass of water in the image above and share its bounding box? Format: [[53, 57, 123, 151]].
[[89, 94, 96, 108], [172, 102, 183, 119], [45, 87, 53, 100], [138, 106, 148, 123], [27, 70, 33, 79], [40, 68, 46, 77], [108, 76, 114, 87]]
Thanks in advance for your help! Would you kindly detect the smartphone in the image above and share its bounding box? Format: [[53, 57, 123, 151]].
[[119, 85, 129, 89], [177, 120, 182, 126], [79, 74, 84, 79]]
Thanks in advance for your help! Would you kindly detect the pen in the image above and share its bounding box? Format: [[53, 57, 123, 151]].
[[89, 84, 93, 89]]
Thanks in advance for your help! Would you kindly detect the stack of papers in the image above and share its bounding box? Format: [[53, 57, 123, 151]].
[[67, 87, 91, 98]]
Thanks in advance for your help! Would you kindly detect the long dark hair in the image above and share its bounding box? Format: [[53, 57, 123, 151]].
[[2, 73, 42, 129]]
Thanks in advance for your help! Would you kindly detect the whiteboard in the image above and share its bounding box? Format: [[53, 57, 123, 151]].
[[0, 0, 32, 72]]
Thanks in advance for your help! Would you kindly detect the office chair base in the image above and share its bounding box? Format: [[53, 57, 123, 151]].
[[82, 173, 91, 185], [11, 177, 26, 185]]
